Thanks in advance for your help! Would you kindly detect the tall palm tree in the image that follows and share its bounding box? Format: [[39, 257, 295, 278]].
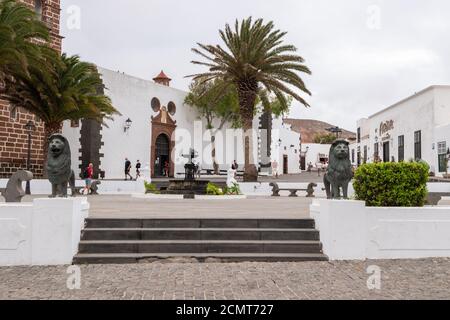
[[3, 53, 119, 159], [189, 17, 312, 181], [0, 0, 50, 83]]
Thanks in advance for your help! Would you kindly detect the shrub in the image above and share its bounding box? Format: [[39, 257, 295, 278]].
[[144, 181, 160, 194], [225, 183, 242, 195], [353, 161, 429, 207], [207, 183, 224, 195]]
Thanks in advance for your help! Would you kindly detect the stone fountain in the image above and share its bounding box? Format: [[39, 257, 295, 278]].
[[161, 148, 210, 199]]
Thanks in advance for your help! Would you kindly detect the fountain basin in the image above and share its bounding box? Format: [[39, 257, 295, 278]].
[[160, 179, 211, 198]]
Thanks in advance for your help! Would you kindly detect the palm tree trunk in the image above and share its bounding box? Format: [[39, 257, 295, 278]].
[[43, 122, 63, 177], [238, 82, 258, 182], [211, 133, 219, 175]]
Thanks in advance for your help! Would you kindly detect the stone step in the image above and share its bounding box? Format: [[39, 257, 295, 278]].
[[81, 228, 320, 241], [73, 253, 329, 264], [78, 240, 323, 254], [85, 218, 316, 229]]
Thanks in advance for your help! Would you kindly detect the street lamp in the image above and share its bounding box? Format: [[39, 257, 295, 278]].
[[326, 126, 343, 139], [24, 120, 36, 195]]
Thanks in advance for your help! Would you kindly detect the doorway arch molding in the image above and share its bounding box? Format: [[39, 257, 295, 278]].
[[151, 109, 177, 178]]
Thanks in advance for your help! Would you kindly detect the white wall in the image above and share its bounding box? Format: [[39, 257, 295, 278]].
[[354, 86, 450, 176], [62, 122, 82, 178], [303, 143, 331, 168], [63, 68, 303, 178], [0, 198, 88, 266], [312, 199, 450, 260], [98, 68, 199, 179], [271, 117, 301, 175]]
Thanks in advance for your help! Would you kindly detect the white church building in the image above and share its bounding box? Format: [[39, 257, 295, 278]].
[[350, 85, 450, 176], [63, 68, 302, 180]]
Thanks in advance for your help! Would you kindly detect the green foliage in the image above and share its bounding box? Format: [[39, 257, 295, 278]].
[[3, 53, 120, 138], [184, 78, 241, 129], [206, 183, 224, 196], [144, 182, 160, 194], [0, 0, 50, 81], [353, 162, 430, 207], [224, 183, 242, 196], [189, 17, 312, 114], [313, 134, 336, 144]]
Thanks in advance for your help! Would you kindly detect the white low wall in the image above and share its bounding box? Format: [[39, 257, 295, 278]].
[[0, 198, 89, 266], [311, 199, 450, 260], [0, 179, 146, 195]]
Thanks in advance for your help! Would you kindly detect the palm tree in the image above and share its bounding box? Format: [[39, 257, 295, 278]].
[[3, 53, 119, 159], [0, 0, 50, 83], [189, 17, 311, 181]]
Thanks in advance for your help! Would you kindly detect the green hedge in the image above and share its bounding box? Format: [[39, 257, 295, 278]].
[[353, 161, 429, 207]]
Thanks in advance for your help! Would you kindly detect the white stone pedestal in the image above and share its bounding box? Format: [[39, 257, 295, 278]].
[[0, 198, 89, 266]]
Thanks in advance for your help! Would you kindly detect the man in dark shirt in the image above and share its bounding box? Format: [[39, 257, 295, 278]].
[[136, 160, 141, 180], [125, 158, 133, 181]]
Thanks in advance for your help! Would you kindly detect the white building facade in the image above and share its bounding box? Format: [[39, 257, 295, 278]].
[[63, 68, 302, 179], [350, 85, 450, 176], [301, 143, 331, 170]]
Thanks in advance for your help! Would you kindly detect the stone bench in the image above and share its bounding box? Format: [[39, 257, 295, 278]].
[[426, 193, 450, 206], [270, 182, 317, 198]]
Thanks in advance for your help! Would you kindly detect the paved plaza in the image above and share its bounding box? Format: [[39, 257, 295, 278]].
[[88, 195, 312, 219], [2, 190, 449, 300], [0, 259, 449, 300]]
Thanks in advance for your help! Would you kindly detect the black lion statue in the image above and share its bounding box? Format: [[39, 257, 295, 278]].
[[46, 134, 75, 198], [324, 139, 353, 199]]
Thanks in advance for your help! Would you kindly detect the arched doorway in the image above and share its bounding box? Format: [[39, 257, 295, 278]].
[[151, 102, 177, 178], [154, 134, 170, 177]]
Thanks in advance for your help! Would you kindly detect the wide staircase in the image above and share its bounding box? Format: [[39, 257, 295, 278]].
[[73, 218, 328, 264]]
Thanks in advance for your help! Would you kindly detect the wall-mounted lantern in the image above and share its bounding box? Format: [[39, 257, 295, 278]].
[[124, 118, 132, 133]]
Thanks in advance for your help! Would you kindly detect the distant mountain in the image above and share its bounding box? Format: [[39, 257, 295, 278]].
[[284, 119, 356, 144]]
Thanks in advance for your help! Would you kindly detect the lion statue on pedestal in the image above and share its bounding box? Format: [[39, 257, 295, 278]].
[[46, 134, 75, 198], [324, 139, 353, 199]]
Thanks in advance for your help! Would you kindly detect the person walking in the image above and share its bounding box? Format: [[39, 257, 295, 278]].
[[232, 160, 239, 178], [82, 163, 94, 195], [125, 158, 133, 181], [135, 160, 141, 180]]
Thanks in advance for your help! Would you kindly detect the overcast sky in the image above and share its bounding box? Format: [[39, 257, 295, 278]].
[[61, 0, 450, 131]]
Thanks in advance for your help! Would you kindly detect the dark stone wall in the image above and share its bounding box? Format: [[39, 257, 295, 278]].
[[79, 120, 103, 179], [258, 111, 272, 169]]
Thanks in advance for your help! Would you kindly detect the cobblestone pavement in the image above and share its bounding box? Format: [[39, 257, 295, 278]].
[[1, 259, 449, 300]]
